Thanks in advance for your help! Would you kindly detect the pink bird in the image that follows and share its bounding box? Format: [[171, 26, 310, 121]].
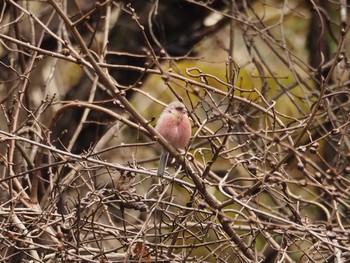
[[155, 101, 192, 176]]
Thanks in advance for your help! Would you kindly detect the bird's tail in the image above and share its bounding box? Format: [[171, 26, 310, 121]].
[[157, 150, 169, 176]]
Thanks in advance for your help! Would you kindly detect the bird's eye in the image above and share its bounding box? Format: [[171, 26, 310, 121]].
[[176, 106, 185, 112]]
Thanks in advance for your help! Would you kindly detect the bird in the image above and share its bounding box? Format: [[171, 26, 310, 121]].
[[155, 101, 192, 176]]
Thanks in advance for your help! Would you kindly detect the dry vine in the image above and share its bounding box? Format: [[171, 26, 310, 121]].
[[1, 0, 350, 262]]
